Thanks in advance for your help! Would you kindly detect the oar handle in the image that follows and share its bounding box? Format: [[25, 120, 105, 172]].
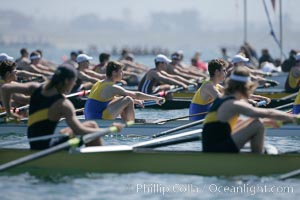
[[257, 100, 267, 107]]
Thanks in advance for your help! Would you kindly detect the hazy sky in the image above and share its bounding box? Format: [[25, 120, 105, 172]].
[[1, 0, 299, 24]]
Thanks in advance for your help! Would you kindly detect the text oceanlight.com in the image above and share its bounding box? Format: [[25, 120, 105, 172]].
[[127, 183, 294, 196]]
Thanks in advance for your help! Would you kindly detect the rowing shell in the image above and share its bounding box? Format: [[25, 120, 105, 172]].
[[1, 118, 300, 137], [70, 97, 293, 110], [0, 147, 299, 177]]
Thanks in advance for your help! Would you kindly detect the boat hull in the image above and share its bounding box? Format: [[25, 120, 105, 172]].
[[0, 148, 299, 177]]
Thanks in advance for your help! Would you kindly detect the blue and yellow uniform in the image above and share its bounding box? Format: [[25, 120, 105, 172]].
[[138, 69, 158, 94], [202, 96, 239, 153], [292, 90, 300, 114], [84, 81, 114, 120], [27, 86, 66, 150], [285, 70, 300, 93], [189, 81, 222, 120]]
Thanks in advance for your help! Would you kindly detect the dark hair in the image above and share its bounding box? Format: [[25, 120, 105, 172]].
[[70, 51, 78, 57], [208, 59, 226, 77], [99, 53, 110, 63], [45, 65, 77, 92], [106, 61, 123, 77], [224, 67, 257, 98], [20, 48, 28, 56], [36, 49, 43, 57], [0, 60, 16, 79]]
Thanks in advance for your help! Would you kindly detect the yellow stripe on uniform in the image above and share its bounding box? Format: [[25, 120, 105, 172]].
[[28, 109, 49, 126]]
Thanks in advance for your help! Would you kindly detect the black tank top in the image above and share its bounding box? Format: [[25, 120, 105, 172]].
[[27, 86, 64, 149]]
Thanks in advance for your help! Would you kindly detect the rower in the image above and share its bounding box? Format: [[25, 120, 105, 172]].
[[166, 52, 207, 83], [0, 59, 39, 112], [189, 59, 270, 121], [189, 59, 226, 120], [84, 61, 164, 121], [285, 53, 300, 93], [71, 53, 103, 93], [1, 65, 122, 150], [228, 54, 277, 87], [202, 67, 299, 153], [138, 54, 188, 95]]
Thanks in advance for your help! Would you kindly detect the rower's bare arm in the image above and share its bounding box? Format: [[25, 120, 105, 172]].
[[11, 94, 30, 105], [84, 69, 106, 80], [233, 100, 296, 123], [155, 72, 187, 88], [78, 71, 98, 83], [16, 70, 46, 80], [29, 64, 53, 76], [1, 82, 39, 115]]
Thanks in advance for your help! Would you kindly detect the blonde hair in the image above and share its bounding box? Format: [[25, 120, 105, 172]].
[[224, 67, 257, 98]]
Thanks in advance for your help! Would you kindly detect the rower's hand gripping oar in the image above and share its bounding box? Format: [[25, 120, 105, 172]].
[[153, 85, 195, 97], [0, 121, 134, 172], [135, 98, 166, 108]]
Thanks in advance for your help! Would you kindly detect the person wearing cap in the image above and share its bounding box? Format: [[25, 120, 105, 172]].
[[165, 52, 207, 84], [285, 53, 300, 93], [189, 59, 226, 121], [138, 54, 188, 95], [72, 53, 104, 93], [229, 54, 278, 87], [1, 65, 123, 150], [84, 61, 164, 121], [0, 53, 14, 62], [202, 67, 299, 153], [27, 51, 54, 76], [0, 55, 46, 93]]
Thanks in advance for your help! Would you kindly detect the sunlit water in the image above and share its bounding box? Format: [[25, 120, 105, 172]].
[[1, 107, 299, 200]]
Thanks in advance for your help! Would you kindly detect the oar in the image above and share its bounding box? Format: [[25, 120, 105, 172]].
[[156, 111, 208, 124], [0, 90, 91, 117], [279, 168, 300, 180], [279, 92, 298, 101], [81, 129, 203, 153], [0, 122, 133, 172], [152, 119, 204, 138], [273, 102, 293, 110]]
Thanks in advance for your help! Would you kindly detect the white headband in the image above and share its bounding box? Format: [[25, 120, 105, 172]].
[[230, 74, 251, 82], [30, 55, 41, 60]]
